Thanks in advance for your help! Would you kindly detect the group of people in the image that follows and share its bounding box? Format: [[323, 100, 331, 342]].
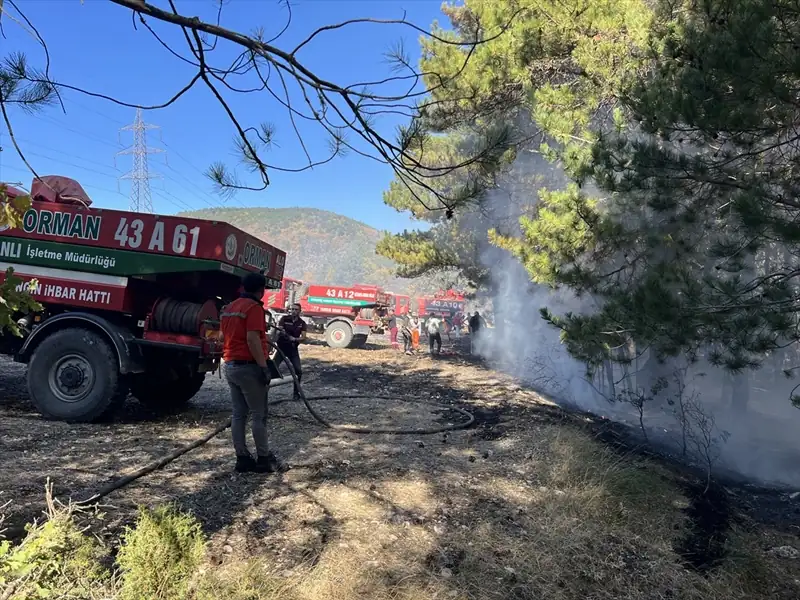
[[386, 308, 486, 356], [217, 271, 491, 475], [387, 309, 440, 355]]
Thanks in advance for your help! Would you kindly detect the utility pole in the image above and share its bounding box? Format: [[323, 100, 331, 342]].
[[117, 108, 164, 213]]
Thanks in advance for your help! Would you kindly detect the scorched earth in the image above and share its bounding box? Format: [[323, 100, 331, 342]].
[[1, 336, 799, 600]]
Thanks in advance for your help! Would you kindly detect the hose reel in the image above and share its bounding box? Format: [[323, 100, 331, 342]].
[[150, 297, 219, 335]]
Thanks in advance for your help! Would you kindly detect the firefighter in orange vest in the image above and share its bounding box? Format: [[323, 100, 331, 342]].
[[220, 272, 287, 474]]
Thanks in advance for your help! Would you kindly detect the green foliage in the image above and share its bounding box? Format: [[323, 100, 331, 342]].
[[0, 267, 42, 337], [497, 0, 800, 372], [490, 184, 602, 287], [377, 219, 490, 286], [0, 186, 41, 336], [0, 501, 230, 600], [385, 0, 800, 379], [0, 509, 107, 599], [0, 500, 297, 600], [0, 52, 57, 115], [377, 0, 653, 284], [117, 504, 206, 600]]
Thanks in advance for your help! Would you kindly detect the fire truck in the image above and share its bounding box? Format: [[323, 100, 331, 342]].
[[388, 289, 466, 319], [417, 289, 467, 318], [263, 277, 390, 348], [0, 176, 286, 422]]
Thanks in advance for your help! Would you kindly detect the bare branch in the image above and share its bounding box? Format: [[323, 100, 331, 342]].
[[22, 72, 203, 111], [188, 23, 270, 190], [6, 0, 64, 112], [0, 85, 43, 181], [2, 0, 523, 213]]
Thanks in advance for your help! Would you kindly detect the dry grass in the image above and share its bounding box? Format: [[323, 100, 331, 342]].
[[2, 342, 800, 599], [188, 424, 800, 600]]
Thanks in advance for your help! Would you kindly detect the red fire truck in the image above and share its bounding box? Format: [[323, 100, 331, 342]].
[[387, 289, 466, 318], [418, 289, 467, 317], [0, 176, 286, 422], [263, 278, 390, 348]]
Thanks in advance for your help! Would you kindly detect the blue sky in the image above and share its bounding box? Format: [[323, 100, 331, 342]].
[[1, 0, 447, 233]]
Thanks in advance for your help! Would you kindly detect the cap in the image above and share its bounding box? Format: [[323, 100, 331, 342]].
[[241, 271, 267, 293]]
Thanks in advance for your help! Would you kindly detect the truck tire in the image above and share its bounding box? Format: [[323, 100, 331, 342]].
[[130, 368, 205, 413], [325, 321, 353, 349], [27, 327, 126, 423], [350, 333, 368, 348]]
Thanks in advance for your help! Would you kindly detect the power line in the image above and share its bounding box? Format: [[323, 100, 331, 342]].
[[14, 149, 119, 180], [161, 140, 247, 209], [35, 113, 123, 149], [2, 163, 190, 214], [7, 135, 216, 213], [63, 97, 126, 126], [54, 99, 239, 209], [117, 108, 164, 213], [5, 102, 242, 212], [11, 141, 120, 176], [152, 187, 194, 212]]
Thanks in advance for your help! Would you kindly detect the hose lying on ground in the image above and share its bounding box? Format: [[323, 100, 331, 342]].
[[76, 338, 474, 505], [77, 420, 232, 506], [267, 329, 474, 434]]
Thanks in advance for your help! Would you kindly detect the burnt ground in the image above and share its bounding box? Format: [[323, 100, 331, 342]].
[[2, 333, 800, 598]]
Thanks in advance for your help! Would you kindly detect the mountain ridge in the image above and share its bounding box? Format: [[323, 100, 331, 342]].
[[180, 206, 427, 293]]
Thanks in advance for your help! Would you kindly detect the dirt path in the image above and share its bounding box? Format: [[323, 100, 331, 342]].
[[2, 335, 800, 599]]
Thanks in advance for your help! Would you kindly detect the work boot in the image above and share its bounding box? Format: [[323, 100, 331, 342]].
[[256, 452, 290, 473], [235, 455, 257, 473]]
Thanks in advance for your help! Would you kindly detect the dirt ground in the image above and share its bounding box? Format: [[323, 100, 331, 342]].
[[2, 333, 800, 599]]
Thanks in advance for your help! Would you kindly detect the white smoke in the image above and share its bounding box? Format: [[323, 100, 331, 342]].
[[461, 147, 800, 489]]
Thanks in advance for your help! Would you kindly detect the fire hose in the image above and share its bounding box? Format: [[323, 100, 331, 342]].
[[76, 335, 474, 505]]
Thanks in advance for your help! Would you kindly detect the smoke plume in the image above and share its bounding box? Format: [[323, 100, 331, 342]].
[[464, 147, 800, 489]]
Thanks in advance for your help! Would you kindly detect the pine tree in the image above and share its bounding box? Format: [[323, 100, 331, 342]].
[[378, 0, 654, 284], [0, 56, 51, 334], [496, 0, 800, 376]]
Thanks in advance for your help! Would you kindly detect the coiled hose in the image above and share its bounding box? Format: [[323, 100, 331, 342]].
[[76, 335, 474, 505], [151, 298, 204, 334]]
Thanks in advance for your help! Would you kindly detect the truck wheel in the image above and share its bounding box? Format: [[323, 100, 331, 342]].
[[325, 322, 353, 349], [350, 333, 368, 349], [27, 327, 126, 423], [130, 368, 205, 413]]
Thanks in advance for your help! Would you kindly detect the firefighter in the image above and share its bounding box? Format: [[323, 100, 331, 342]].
[[400, 311, 414, 354], [276, 302, 307, 401], [220, 272, 287, 474], [409, 312, 422, 351], [452, 311, 463, 339], [388, 308, 400, 350]]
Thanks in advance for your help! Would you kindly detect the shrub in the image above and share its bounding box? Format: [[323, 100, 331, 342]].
[[0, 509, 108, 599], [117, 504, 206, 600]]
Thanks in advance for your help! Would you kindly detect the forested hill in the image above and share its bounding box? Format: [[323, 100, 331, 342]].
[[180, 206, 424, 292]]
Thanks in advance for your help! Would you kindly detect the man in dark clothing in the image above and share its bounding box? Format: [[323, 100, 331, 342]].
[[387, 309, 399, 350], [221, 272, 287, 474], [399, 312, 414, 354], [468, 311, 486, 355], [277, 302, 307, 400]]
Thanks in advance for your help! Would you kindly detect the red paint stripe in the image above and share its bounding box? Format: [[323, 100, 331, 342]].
[[0, 271, 130, 311]]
